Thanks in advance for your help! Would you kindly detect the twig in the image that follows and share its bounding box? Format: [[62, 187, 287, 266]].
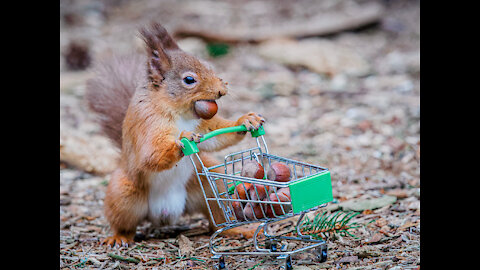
[[136, 250, 146, 262], [166, 241, 179, 251], [157, 255, 207, 265], [72, 258, 88, 268], [248, 258, 267, 270], [98, 260, 108, 270], [213, 239, 254, 252], [194, 242, 210, 251], [107, 253, 140, 264], [185, 257, 206, 263]]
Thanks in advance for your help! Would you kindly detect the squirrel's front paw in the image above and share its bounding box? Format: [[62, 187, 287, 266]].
[[237, 112, 265, 132], [175, 139, 185, 149], [179, 130, 203, 143]]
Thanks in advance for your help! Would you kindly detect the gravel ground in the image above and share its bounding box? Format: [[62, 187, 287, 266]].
[[60, 0, 420, 269]]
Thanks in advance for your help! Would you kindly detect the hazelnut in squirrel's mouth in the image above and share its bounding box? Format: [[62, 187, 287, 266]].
[[193, 100, 218, 119]]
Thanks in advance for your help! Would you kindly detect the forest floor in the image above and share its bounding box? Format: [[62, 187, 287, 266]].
[[60, 0, 420, 269]]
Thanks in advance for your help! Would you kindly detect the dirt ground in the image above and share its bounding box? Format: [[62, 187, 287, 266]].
[[60, 0, 420, 269]]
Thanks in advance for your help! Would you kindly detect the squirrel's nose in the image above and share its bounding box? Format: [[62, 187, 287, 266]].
[[218, 88, 227, 97]]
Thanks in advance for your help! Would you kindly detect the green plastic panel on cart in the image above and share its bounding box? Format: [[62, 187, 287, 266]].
[[181, 125, 265, 156], [289, 170, 333, 214]]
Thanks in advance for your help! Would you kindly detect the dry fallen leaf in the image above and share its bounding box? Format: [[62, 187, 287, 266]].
[[177, 234, 194, 257], [375, 218, 388, 228], [386, 189, 409, 199], [336, 255, 359, 264], [220, 223, 262, 239], [398, 221, 417, 231], [362, 209, 374, 215], [366, 232, 383, 244]]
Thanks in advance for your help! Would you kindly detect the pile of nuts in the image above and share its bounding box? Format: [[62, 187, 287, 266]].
[[232, 160, 293, 221]]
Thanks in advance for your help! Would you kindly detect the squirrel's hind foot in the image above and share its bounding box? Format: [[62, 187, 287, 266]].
[[102, 234, 135, 248]]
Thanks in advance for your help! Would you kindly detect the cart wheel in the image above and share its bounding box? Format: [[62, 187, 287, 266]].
[[218, 257, 226, 270], [315, 246, 328, 263], [265, 239, 278, 252], [213, 255, 226, 270], [285, 256, 293, 270], [320, 248, 327, 262]]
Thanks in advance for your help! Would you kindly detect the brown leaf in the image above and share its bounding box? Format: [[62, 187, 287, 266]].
[[219, 223, 261, 239], [398, 221, 417, 231], [379, 225, 392, 236], [386, 189, 408, 199], [177, 234, 194, 257], [366, 232, 383, 244], [357, 120, 373, 132], [337, 255, 359, 264], [83, 216, 97, 221], [375, 218, 388, 228], [362, 209, 374, 215]]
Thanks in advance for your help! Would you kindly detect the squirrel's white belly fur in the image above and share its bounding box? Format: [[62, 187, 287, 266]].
[[147, 117, 200, 225], [147, 157, 193, 224]]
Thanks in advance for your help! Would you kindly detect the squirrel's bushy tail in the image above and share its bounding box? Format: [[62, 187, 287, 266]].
[[85, 54, 146, 148]]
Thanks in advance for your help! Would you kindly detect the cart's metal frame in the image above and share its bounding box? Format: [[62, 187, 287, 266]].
[[186, 131, 331, 267]]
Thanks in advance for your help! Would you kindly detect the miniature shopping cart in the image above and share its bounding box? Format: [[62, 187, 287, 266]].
[[181, 125, 333, 269]]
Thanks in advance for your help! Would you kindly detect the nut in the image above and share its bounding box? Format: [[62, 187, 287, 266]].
[[267, 162, 291, 182], [241, 160, 265, 179], [265, 188, 291, 217], [244, 202, 266, 220], [194, 100, 218, 119]]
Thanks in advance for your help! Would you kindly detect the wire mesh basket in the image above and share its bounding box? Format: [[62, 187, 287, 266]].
[[181, 125, 333, 269]]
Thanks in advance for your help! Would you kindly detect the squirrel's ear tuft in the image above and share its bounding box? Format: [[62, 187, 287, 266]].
[[139, 22, 179, 51], [140, 23, 179, 87]]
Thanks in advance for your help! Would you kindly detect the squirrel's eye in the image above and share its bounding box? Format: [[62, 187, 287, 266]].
[[183, 76, 196, 85]]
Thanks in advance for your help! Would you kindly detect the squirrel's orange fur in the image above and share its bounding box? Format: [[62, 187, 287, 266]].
[[86, 22, 264, 247]]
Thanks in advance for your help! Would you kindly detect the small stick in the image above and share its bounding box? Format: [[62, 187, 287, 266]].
[[248, 258, 267, 270], [194, 242, 210, 251], [107, 253, 140, 264]]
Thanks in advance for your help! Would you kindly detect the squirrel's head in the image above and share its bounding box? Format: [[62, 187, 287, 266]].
[[139, 22, 227, 119]]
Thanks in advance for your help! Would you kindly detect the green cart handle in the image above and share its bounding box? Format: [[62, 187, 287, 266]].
[[180, 125, 265, 156]]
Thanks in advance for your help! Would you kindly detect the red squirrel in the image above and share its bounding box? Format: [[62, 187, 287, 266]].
[[85, 22, 265, 247]]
